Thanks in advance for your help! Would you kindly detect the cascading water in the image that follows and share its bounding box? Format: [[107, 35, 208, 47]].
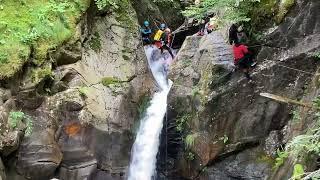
[[128, 46, 174, 180]]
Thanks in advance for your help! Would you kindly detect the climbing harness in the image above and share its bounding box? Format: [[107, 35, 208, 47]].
[[170, 33, 175, 48]]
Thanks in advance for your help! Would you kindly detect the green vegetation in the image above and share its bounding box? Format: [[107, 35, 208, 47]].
[[191, 86, 200, 97], [276, 0, 295, 23], [182, 0, 260, 23], [31, 65, 53, 83], [78, 86, 89, 97], [176, 113, 191, 132], [274, 148, 289, 169], [186, 151, 195, 161], [219, 134, 229, 144], [292, 110, 301, 123], [101, 76, 122, 87], [313, 52, 320, 60], [89, 32, 102, 52], [273, 97, 320, 177], [8, 111, 33, 136], [94, 0, 119, 10], [0, 0, 91, 78], [185, 133, 198, 148], [291, 164, 304, 180]]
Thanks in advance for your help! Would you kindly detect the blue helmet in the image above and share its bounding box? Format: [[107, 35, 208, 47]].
[[160, 23, 166, 30], [144, 21, 149, 27]]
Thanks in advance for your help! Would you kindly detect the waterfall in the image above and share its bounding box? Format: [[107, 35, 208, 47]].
[[128, 46, 173, 180]]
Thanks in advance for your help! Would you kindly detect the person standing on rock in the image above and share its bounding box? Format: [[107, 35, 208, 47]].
[[198, 16, 210, 36], [154, 23, 175, 59], [229, 23, 239, 45], [140, 20, 153, 45], [233, 40, 256, 81]]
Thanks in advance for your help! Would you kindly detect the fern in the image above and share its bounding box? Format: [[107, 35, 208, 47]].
[[314, 52, 320, 60], [185, 133, 198, 149], [291, 164, 304, 180], [274, 149, 289, 169], [94, 0, 119, 10], [186, 151, 195, 161], [176, 114, 191, 132], [182, 0, 260, 24], [8, 111, 33, 136]]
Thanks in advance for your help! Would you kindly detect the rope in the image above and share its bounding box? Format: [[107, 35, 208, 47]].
[[248, 44, 287, 49], [165, 102, 168, 176], [170, 33, 176, 48]]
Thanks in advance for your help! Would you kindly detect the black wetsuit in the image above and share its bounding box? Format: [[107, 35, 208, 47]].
[[160, 31, 174, 59], [229, 24, 239, 45]]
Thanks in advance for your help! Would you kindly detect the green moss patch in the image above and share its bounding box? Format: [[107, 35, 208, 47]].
[[89, 32, 102, 52], [0, 0, 91, 79], [31, 65, 53, 83], [276, 0, 295, 23], [101, 76, 123, 86]]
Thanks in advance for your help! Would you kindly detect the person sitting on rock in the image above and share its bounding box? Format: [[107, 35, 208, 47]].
[[140, 20, 152, 45], [233, 40, 256, 81], [154, 23, 175, 59]]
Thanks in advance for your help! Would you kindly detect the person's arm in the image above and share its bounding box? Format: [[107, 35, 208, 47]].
[[241, 45, 249, 54], [141, 28, 147, 34], [161, 32, 167, 43]]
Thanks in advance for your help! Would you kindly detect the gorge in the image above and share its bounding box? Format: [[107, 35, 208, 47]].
[[0, 0, 319, 180]]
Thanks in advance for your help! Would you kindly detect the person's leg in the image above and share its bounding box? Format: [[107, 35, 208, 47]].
[[243, 69, 252, 80], [239, 58, 252, 80], [160, 46, 164, 53], [163, 45, 174, 59]]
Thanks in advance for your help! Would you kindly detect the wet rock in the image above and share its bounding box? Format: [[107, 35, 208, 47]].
[[0, 99, 22, 157], [1, 131, 22, 156], [15, 90, 45, 110], [84, 127, 133, 175], [0, 158, 6, 180], [169, 3, 319, 176], [58, 121, 97, 180], [132, 0, 184, 29], [17, 129, 62, 180], [89, 170, 123, 180], [55, 41, 82, 66], [0, 88, 11, 106], [205, 148, 272, 180], [264, 131, 281, 157]]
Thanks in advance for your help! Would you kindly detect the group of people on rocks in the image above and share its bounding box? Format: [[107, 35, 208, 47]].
[[140, 20, 175, 59], [140, 18, 256, 82], [229, 23, 256, 82], [197, 15, 217, 36]]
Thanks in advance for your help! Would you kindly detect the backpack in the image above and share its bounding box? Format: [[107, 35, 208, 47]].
[[154, 30, 164, 41]]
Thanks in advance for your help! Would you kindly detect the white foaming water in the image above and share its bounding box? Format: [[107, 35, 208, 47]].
[[128, 46, 173, 180]]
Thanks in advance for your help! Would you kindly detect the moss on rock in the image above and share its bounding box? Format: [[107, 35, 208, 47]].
[[89, 32, 102, 52], [0, 0, 91, 79], [276, 0, 295, 23], [101, 76, 122, 87]]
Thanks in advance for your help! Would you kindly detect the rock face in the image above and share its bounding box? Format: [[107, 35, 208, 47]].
[[17, 129, 63, 180], [0, 0, 160, 179], [132, 0, 184, 29], [167, 0, 320, 179]]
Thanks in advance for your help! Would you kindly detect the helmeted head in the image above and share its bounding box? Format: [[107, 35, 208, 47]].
[[144, 21, 149, 27], [160, 23, 166, 30]]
